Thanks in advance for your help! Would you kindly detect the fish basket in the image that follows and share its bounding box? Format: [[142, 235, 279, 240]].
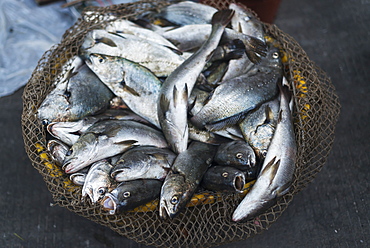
[[21, 0, 340, 247]]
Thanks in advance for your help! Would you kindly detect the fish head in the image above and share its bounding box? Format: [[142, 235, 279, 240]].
[[62, 133, 98, 173], [86, 53, 123, 84], [47, 139, 70, 165], [224, 141, 256, 168], [260, 45, 283, 70], [159, 173, 187, 219]]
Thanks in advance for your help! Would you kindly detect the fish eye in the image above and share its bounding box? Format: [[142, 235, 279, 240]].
[[97, 187, 106, 195], [123, 191, 131, 198], [97, 55, 105, 63], [66, 148, 73, 156], [64, 90, 71, 99], [236, 152, 243, 159], [222, 172, 229, 178], [261, 150, 267, 157], [272, 52, 279, 59], [42, 119, 49, 126], [170, 196, 179, 205]]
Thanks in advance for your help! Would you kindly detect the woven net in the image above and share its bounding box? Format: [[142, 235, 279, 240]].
[[21, 0, 340, 247]]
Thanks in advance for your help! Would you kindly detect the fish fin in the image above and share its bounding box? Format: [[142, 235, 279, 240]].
[[205, 112, 247, 131], [277, 109, 283, 124], [172, 84, 188, 108], [95, 37, 117, 47], [211, 9, 235, 27], [244, 36, 268, 64], [113, 139, 138, 146], [123, 84, 141, 97], [159, 94, 170, 117], [278, 81, 293, 107], [264, 105, 274, 124], [147, 153, 173, 168]]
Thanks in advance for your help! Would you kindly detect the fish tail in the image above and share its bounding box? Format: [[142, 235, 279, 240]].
[[211, 9, 235, 27]]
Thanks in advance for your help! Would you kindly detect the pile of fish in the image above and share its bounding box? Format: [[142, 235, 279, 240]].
[[37, 1, 296, 222]]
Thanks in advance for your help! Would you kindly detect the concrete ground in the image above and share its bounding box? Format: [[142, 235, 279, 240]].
[[1, 0, 369, 247]]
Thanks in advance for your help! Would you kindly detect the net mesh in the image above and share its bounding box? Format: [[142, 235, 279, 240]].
[[21, 1, 340, 247]]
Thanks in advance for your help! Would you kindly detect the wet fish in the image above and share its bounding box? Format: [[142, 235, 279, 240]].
[[85, 54, 163, 127], [80, 29, 186, 77], [214, 140, 256, 170], [201, 165, 246, 193], [102, 179, 163, 214], [82, 159, 114, 204], [190, 45, 283, 131], [239, 97, 280, 158], [158, 9, 234, 154], [232, 83, 297, 222], [157, 1, 218, 26], [37, 64, 113, 124], [62, 120, 168, 174], [105, 19, 178, 49], [159, 141, 218, 219], [161, 24, 266, 63], [111, 146, 176, 182], [47, 109, 150, 146], [229, 3, 265, 42], [47, 139, 69, 166]]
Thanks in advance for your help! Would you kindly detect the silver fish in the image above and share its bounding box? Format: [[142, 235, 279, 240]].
[[105, 19, 178, 49], [157, 1, 218, 26], [62, 120, 168, 174], [161, 24, 266, 63], [159, 141, 218, 219], [232, 83, 297, 222], [229, 3, 265, 42], [85, 54, 162, 127], [47, 109, 150, 146], [239, 97, 280, 158], [82, 159, 114, 204], [37, 64, 113, 124], [190, 45, 283, 131], [158, 9, 234, 154], [214, 140, 256, 170], [111, 146, 176, 182], [80, 29, 185, 77], [47, 139, 69, 166], [102, 179, 162, 215]]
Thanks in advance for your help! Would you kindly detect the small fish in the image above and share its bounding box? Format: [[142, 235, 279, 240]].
[[111, 146, 176, 182], [158, 9, 234, 153], [214, 140, 257, 170], [229, 3, 265, 42], [80, 29, 186, 77], [232, 83, 297, 222], [157, 1, 218, 26], [47, 139, 69, 166], [102, 179, 163, 214], [82, 159, 114, 204], [105, 19, 179, 49], [159, 141, 218, 219], [201, 166, 246, 193], [239, 97, 280, 158], [37, 64, 113, 124], [47, 109, 150, 146], [62, 120, 168, 174], [161, 24, 266, 63], [190, 45, 283, 131], [85, 54, 163, 127]]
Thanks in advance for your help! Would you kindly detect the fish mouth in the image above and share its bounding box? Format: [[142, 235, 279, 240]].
[[102, 194, 118, 215], [110, 168, 128, 181], [233, 174, 246, 192], [159, 200, 172, 220]]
